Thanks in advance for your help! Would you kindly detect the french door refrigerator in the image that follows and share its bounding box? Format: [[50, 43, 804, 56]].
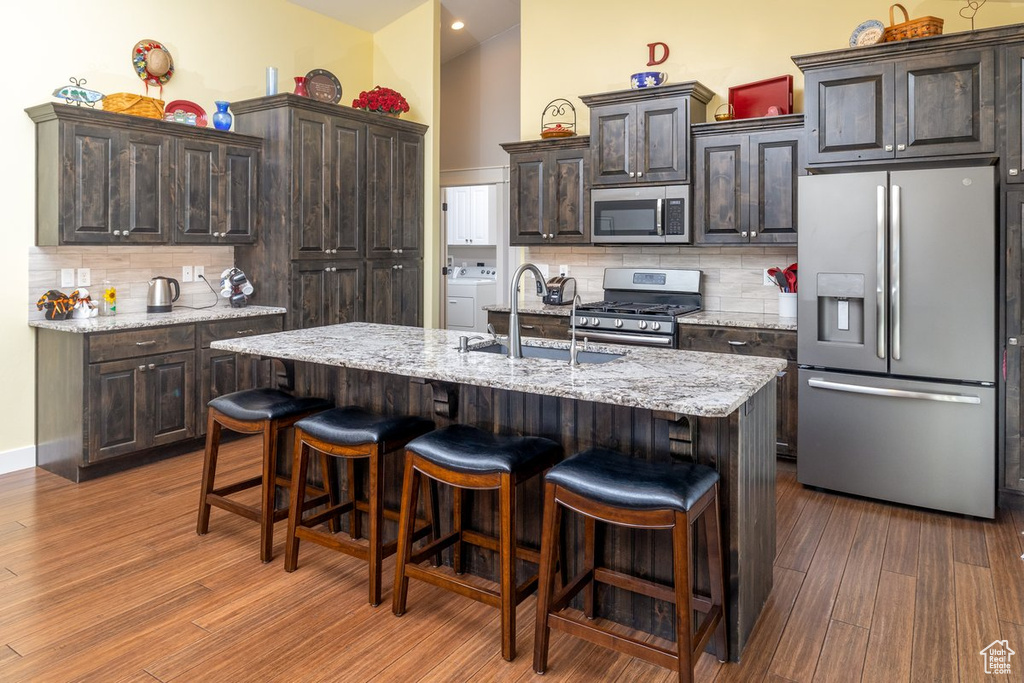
[[797, 167, 996, 518]]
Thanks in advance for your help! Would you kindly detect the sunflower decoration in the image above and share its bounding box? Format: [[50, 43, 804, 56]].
[[103, 284, 117, 313]]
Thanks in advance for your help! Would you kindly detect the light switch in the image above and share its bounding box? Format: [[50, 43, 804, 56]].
[[838, 299, 850, 331], [182, 266, 193, 283], [76, 268, 90, 287], [61, 268, 74, 288]]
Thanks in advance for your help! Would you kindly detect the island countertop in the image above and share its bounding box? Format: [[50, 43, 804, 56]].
[[211, 322, 786, 417]]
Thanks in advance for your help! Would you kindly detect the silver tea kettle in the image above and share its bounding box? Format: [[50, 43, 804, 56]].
[[147, 276, 180, 313]]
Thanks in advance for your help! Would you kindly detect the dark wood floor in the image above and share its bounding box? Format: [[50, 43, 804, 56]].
[[0, 438, 1021, 682]]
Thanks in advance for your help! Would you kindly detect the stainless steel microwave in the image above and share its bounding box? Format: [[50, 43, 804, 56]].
[[591, 185, 691, 244]]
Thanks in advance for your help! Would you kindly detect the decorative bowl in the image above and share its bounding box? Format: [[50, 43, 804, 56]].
[[630, 71, 667, 89]]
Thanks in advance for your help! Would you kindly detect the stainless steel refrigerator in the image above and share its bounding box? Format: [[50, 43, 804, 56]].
[[797, 167, 996, 518]]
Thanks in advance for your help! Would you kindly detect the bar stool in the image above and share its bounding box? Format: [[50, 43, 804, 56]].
[[284, 406, 436, 606], [196, 388, 331, 563], [392, 424, 563, 661], [533, 447, 726, 682]]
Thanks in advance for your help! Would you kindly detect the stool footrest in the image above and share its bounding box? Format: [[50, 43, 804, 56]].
[[548, 611, 678, 672], [404, 564, 502, 608], [460, 529, 542, 565], [593, 566, 676, 604], [211, 475, 262, 497], [205, 494, 261, 522], [551, 568, 594, 613], [410, 530, 460, 564]]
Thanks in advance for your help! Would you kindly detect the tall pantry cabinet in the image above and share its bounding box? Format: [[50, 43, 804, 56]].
[[232, 94, 427, 330]]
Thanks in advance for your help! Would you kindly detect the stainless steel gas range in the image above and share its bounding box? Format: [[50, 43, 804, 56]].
[[574, 268, 702, 347]]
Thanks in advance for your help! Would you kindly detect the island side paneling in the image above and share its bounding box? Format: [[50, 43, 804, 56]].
[[290, 361, 775, 660]]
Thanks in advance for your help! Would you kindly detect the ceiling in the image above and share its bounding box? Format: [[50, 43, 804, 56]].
[[289, 0, 520, 63]]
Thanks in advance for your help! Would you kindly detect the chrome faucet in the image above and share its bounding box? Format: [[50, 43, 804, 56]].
[[508, 262, 549, 359], [569, 294, 583, 366]]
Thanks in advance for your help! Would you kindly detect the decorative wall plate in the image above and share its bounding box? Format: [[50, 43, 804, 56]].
[[304, 68, 342, 104], [165, 100, 207, 127], [850, 19, 885, 47]]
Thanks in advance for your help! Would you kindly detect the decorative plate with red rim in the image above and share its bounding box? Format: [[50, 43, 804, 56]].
[[304, 68, 342, 104], [165, 100, 207, 127]]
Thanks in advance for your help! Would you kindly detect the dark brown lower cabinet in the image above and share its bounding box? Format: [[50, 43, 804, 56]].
[[367, 259, 422, 326], [486, 310, 571, 340], [290, 261, 366, 329], [198, 350, 275, 436], [1004, 191, 1024, 504]]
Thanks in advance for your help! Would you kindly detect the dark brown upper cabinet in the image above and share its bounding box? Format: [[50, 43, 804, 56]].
[[795, 39, 996, 165], [366, 125, 424, 258], [693, 115, 804, 245], [1006, 43, 1024, 183], [27, 103, 262, 246], [581, 82, 712, 186], [502, 136, 589, 246]]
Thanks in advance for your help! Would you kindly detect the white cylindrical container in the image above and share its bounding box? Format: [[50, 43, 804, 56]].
[[778, 292, 797, 318], [266, 67, 278, 96]]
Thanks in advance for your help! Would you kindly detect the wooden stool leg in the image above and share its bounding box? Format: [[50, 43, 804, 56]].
[[533, 481, 561, 674], [196, 410, 220, 535], [322, 451, 340, 533], [424, 477, 441, 567], [499, 472, 517, 661], [284, 431, 311, 572], [367, 446, 385, 606], [392, 453, 420, 616], [673, 510, 695, 683], [706, 485, 728, 661], [452, 487, 464, 574], [583, 515, 597, 619], [347, 458, 361, 540], [259, 419, 278, 563]]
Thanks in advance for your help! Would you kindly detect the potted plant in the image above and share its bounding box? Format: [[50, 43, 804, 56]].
[[352, 86, 410, 116]]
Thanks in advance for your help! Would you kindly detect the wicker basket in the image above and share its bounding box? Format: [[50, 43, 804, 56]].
[[882, 3, 943, 43], [102, 93, 165, 119]]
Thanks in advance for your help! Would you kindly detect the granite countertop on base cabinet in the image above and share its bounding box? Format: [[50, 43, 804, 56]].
[[28, 305, 287, 333]]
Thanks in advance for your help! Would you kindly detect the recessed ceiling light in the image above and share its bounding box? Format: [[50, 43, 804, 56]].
[[451, 20, 465, 30]]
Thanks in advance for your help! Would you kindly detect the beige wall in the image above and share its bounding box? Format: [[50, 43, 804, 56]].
[[520, 0, 1024, 138], [2, 0, 378, 467]]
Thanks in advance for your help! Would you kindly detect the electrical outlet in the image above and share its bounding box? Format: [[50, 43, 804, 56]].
[[182, 266, 193, 283], [763, 268, 776, 287], [559, 264, 569, 276], [60, 268, 74, 288], [76, 268, 90, 287], [194, 265, 205, 280]]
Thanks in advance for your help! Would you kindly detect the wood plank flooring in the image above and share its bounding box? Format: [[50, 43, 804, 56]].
[[0, 439, 1022, 682]]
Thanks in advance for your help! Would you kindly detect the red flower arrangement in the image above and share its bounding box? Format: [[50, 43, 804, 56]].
[[352, 86, 410, 115]]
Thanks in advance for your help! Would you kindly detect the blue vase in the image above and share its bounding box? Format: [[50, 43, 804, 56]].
[[212, 101, 232, 131]]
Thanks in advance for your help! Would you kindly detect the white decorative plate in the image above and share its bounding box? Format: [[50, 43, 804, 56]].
[[850, 20, 884, 47]]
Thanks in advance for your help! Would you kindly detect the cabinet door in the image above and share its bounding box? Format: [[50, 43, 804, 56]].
[[60, 122, 121, 243], [222, 144, 258, 243], [509, 153, 547, 245], [749, 130, 803, 244], [896, 49, 995, 158], [366, 260, 396, 324], [176, 139, 222, 241], [198, 349, 271, 435], [694, 135, 748, 244], [1004, 44, 1023, 183], [366, 125, 397, 256], [777, 360, 798, 457], [591, 103, 635, 185], [637, 98, 688, 183], [548, 149, 588, 242], [327, 261, 366, 325], [87, 358, 145, 462], [1005, 191, 1024, 493], [395, 132, 424, 255], [292, 112, 332, 258], [805, 62, 895, 164], [329, 119, 365, 256], [291, 262, 331, 329], [122, 130, 172, 243], [445, 186, 472, 245], [148, 351, 195, 447], [394, 259, 422, 326]]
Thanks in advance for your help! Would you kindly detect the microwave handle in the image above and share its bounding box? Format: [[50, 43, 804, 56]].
[[656, 198, 663, 236]]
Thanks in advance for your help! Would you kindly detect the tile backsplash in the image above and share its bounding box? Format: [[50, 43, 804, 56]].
[[28, 245, 236, 318], [524, 245, 798, 314]]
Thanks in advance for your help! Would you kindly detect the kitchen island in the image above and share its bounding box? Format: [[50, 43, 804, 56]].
[[212, 322, 785, 660]]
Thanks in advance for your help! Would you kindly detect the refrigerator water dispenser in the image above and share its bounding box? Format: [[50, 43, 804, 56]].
[[816, 273, 864, 344]]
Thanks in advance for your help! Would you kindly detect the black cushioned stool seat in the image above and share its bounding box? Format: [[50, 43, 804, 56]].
[[393, 424, 563, 662], [534, 448, 727, 683], [197, 388, 331, 563], [285, 407, 437, 606]]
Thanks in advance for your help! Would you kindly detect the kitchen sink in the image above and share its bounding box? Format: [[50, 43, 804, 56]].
[[470, 342, 623, 364]]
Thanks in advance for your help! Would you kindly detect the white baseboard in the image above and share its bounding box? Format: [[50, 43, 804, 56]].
[[0, 445, 35, 475]]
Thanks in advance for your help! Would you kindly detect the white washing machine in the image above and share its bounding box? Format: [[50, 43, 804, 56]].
[[447, 266, 497, 333]]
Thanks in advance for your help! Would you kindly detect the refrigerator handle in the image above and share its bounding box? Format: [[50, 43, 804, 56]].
[[807, 377, 982, 405], [891, 184, 901, 360], [876, 185, 887, 360]]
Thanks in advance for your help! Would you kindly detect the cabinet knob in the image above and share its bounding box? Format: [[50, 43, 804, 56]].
[[896, 143, 906, 151], [741, 231, 748, 237], [398, 248, 404, 254], [392, 264, 399, 270], [113, 230, 121, 236], [750, 230, 757, 237], [324, 267, 330, 272], [138, 365, 146, 372], [148, 363, 156, 370], [629, 172, 636, 178], [1011, 169, 1020, 176], [637, 171, 643, 177], [397, 264, 403, 270], [885, 144, 893, 152]]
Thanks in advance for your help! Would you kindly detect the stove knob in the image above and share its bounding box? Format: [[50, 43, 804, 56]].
[[592, 318, 600, 326], [614, 319, 623, 329], [577, 316, 588, 326], [638, 320, 648, 330], [652, 321, 661, 331]]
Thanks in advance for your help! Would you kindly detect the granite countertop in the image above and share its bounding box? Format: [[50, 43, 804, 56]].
[[211, 322, 786, 418], [28, 305, 287, 333], [485, 302, 797, 331]]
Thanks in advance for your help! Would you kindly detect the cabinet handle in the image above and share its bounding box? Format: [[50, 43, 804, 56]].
[[138, 364, 146, 372], [629, 172, 636, 178], [148, 363, 156, 370], [885, 144, 893, 152], [521, 325, 536, 330], [727, 340, 748, 346], [1011, 169, 1020, 176], [236, 329, 255, 335], [449, 299, 458, 304], [135, 340, 157, 347], [896, 143, 906, 151], [637, 171, 643, 177]]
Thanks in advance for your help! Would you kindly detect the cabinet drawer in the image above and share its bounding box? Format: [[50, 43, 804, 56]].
[[676, 325, 796, 361], [88, 325, 195, 363], [487, 311, 571, 340], [198, 315, 284, 348]]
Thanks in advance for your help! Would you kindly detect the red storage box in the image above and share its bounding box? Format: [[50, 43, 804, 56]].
[[728, 75, 793, 119]]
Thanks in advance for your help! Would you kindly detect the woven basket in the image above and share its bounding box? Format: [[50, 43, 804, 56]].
[[882, 3, 943, 43], [102, 93, 165, 119]]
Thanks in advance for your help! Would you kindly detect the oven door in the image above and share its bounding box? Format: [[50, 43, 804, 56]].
[[591, 186, 690, 244], [572, 329, 677, 347]]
